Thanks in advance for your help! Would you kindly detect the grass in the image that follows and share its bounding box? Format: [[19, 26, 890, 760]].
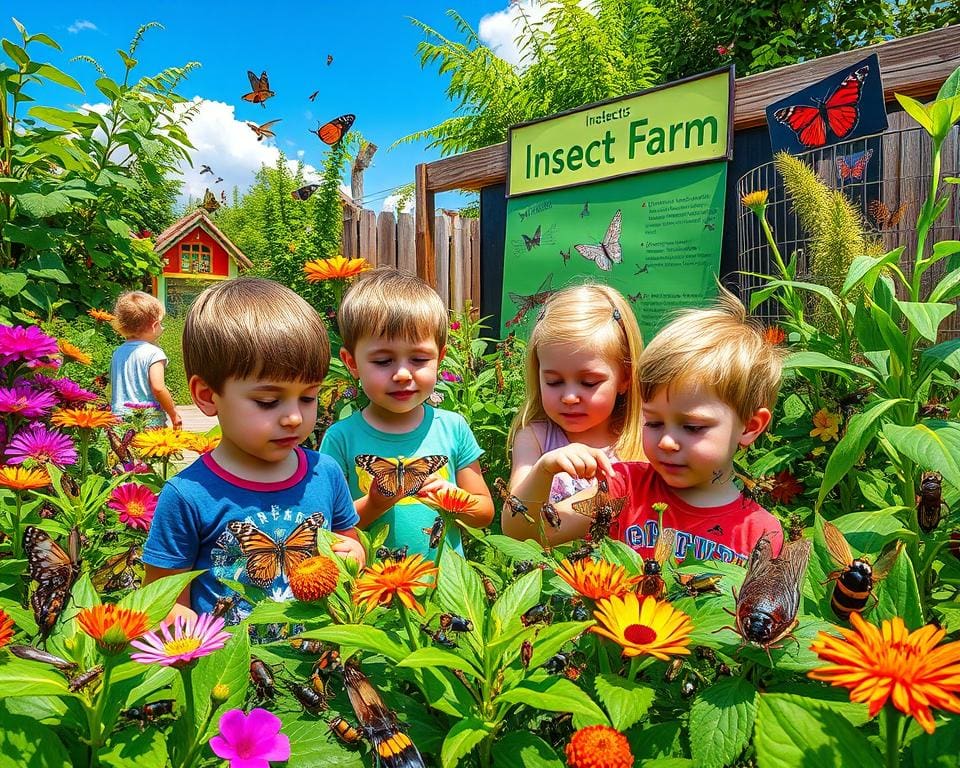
[[158, 313, 190, 405]]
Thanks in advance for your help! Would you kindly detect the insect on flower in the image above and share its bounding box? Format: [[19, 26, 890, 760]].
[[376, 545, 409, 563], [917, 471, 947, 533], [567, 542, 596, 563], [638, 528, 677, 599], [822, 520, 903, 621]]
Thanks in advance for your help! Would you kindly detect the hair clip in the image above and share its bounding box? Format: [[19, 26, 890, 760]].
[[612, 309, 622, 322]]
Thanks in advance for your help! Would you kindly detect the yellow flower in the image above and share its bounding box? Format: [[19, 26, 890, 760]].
[[289, 555, 340, 601], [419, 486, 477, 516], [181, 432, 221, 454], [592, 593, 693, 660], [741, 189, 769, 214], [52, 407, 120, 430], [58, 339, 92, 365], [555, 558, 640, 601], [809, 613, 960, 734], [0, 465, 51, 491], [352, 554, 438, 615], [303, 256, 372, 282], [810, 408, 841, 442], [132, 427, 194, 458], [565, 724, 634, 768]]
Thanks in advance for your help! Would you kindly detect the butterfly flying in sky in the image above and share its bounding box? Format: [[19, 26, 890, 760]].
[[291, 183, 321, 201], [199, 164, 213, 175], [198, 189, 220, 213], [326, 54, 334, 66], [311, 114, 355, 145], [575, 209, 622, 271], [308, 90, 319, 102], [214, 177, 223, 184], [242, 70, 275, 107], [247, 119, 282, 142], [354, 455, 448, 499], [774, 66, 868, 148], [836, 148, 874, 182], [226, 512, 326, 587]]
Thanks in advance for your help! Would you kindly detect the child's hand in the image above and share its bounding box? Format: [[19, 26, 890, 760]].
[[537, 443, 616, 482], [162, 601, 198, 628], [417, 475, 459, 499], [171, 410, 183, 430], [332, 533, 366, 568]]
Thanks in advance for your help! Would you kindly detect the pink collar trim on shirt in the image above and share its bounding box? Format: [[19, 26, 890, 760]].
[[201, 447, 308, 491]]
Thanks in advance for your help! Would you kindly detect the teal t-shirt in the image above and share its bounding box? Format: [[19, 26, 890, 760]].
[[320, 407, 483, 558]]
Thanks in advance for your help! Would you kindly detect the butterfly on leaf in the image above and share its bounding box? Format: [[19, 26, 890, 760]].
[[199, 189, 220, 213], [575, 210, 622, 271], [291, 184, 320, 201], [521, 225, 541, 252], [92, 546, 141, 593], [242, 70, 275, 107], [247, 119, 282, 142], [835, 148, 873, 182], [226, 512, 326, 587], [24, 526, 80, 640], [869, 199, 910, 229], [571, 476, 627, 542], [774, 66, 868, 148], [354, 455, 448, 499], [311, 114, 355, 145]]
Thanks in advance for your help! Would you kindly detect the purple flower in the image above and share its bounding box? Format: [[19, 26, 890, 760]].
[[130, 613, 231, 667], [440, 370, 462, 383], [5, 423, 77, 467], [209, 708, 291, 768], [124, 401, 161, 411], [34, 375, 99, 404], [0, 324, 59, 368], [0, 384, 58, 419]]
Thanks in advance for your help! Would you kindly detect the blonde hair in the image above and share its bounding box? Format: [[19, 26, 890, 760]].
[[637, 286, 785, 421], [113, 291, 164, 337], [508, 283, 644, 460], [183, 277, 330, 393], [338, 267, 448, 352]]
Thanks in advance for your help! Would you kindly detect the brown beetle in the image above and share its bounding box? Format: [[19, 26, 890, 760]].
[[571, 473, 627, 543], [917, 471, 947, 533], [637, 528, 677, 599]]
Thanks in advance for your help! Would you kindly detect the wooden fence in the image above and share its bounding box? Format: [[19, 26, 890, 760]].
[[341, 208, 480, 311]]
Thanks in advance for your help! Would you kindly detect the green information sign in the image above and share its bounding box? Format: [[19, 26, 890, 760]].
[[508, 70, 733, 197]]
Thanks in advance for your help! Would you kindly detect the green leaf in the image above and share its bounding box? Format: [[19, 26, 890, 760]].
[[0, 711, 71, 767], [894, 300, 955, 342], [2, 39, 29, 67], [783, 352, 880, 385], [95, 77, 122, 101], [397, 646, 483, 677], [297, 624, 408, 661], [483, 534, 548, 562], [437, 549, 487, 651], [33, 63, 84, 93], [906, 712, 960, 767], [497, 675, 609, 725], [594, 674, 655, 731], [937, 65, 960, 102], [14, 191, 73, 218], [280, 715, 365, 768], [441, 718, 489, 768], [0, 656, 73, 698], [841, 248, 903, 297], [896, 93, 933, 132], [491, 732, 563, 768], [100, 728, 168, 768], [28, 105, 101, 130], [527, 621, 593, 669], [490, 569, 541, 636], [0, 272, 28, 297], [117, 571, 200, 628], [191, 629, 250, 741], [755, 693, 882, 767], [883, 421, 960, 491], [928, 265, 960, 304], [766, 280, 842, 321], [871, 542, 923, 629], [27, 268, 70, 285], [26, 33, 60, 51], [817, 398, 905, 509], [688, 676, 757, 768], [918, 338, 960, 384], [867, 301, 909, 368]]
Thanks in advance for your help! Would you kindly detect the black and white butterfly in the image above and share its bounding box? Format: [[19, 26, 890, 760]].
[[575, 210, 622, 271], [522, 225, 542, 251]]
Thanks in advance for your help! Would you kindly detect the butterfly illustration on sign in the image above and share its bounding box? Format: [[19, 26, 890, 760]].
[[836, 148, 874, 183], [580, 202, 590, 218], [522, 225, 541, 251], [506, 273, 556, 328], [575, 209, 622, 271], [560, 248, 571, 265]]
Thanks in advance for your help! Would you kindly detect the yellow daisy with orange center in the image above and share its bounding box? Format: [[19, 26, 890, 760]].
[[352, 554, 438, 615], [289, 555, 340, 601], [0, 465, 51, 491], [303, 255, 372, 282], [555, 558, 640, 601], [592, 593, 693, 660]]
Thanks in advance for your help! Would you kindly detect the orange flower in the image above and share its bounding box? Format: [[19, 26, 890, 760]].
[[58, 338, 92, 365], [289, 555, 340, 601], [77, 604, 151, 655], [132, 427, 193, 458], [763, 325, 786, 345], [741, 189, 769, 213], [770, 469, 804, 505], [810, 408, 841, 442], [0, 465, 51, 491], [565, 724, 634, 768], [592, 593, 693, 660], [419, 486, 477, 516], [555, 558, 640, 601], [352, 554, 438, 615], [303, 256, 372, 282], [52, 407, 120, 430], [181, 432, 221, 454], [809, 612, 960, 733], [88, 309, 117, 323], [0, 608, 14, 649]]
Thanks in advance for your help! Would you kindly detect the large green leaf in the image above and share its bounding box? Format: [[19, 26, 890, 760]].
[[490, 732, 562, 768], [441, 718, 489, 768], [497, 675, 609, 724], [490, 569, 541, 637], [883, 421, 960, 491], [28, 106, 100, 130], [14, 191, 73, 218], [397, 646, 483, 677], [765, 280, 842, 321], [594, 674, 655, 731], [841, 248, 903, 297], [894, 300, 955, 342], [297, 624, 408, 661], [118, 571, 200, 628], [917, 338, 960, 384], [896, 93, 933, 132], [0, 656, 73, 698], [868, 301, 909, 368], [755, 693, 882, 768], [527, 621, 593, 669], [191, 629, 250, 741], [33, 63, 84, 93], [906, 713, 960, 767], [688, 677, 758, 768], [280, 714, 365, 768], [437, 549, 487, 652], [0, 711, 71, 767], [0, 272, 28, 297], [100, 728, 168, 768], [783, 352, 880, 385], [873, 544, 923, 629]]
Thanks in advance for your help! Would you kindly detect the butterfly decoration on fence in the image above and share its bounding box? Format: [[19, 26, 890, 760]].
[[308, 90, 319, 102], [92, 546, 141, 592], [571, 473, 627, 543], [226, 512, 326, 587], [199, 189, 220, 213], [24, 526, 80, 640], [354, 455, 448, 499], [247, 119, 282, 142], [835, 148, 874, 182], [291, 184, 320, 201], [506, 273, 556, 327], [575, 209, 622, 271], [242, 70, 275, 107], [311, 114, 355, 145], [522, 225, 541, 252], [343, 662, 426, 768], [869, 199, 910, 229], [773, 66, 868, 149]]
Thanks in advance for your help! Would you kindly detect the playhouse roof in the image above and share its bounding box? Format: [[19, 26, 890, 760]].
[[153, 209, 253, 270]]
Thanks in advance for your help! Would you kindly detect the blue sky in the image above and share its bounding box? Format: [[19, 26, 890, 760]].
[[10, 1, 531, 212]]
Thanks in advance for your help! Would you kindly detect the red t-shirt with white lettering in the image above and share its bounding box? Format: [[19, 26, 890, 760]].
[[605, 462, 783, 566]]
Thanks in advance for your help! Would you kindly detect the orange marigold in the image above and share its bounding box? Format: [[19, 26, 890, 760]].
[[88, 309, 117, 323], [52, 407, 120, 430], [352, 554, 438, 615], [763, 325, 786, 345], [303, 255, 371, 282], [77, 604, 151, 655], [58, 338, 92, 365], [419, 486, 477, 516], [555, 558, 640, 601], [0, 465, 51, 491], [289, 555, 340, 601], [0, 608, 14, 649], [565, 725, 634, 768]]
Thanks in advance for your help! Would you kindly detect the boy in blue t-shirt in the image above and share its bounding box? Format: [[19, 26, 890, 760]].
[[321, 268, 494, 558], [144, 278, 363, 625]]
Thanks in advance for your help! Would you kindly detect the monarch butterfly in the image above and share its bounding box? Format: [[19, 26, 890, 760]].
[[774, 66, 868, 148], [311, 114, 355, 145], [199, 189, 220, 213], [521, 225, 541, 251], [575, 210, 622, 271], [291, 184, 320, 201], [242, 70, 275, 107], [571, 474, 627, 542], [226, 512, 326, 587], [23, 526, 80, 640], [835, 148, 873, 181], [354, 454, 448, 499], [343, 662, 426, 768], [869, 199, 910, 229], [247, 119, 281, 141]]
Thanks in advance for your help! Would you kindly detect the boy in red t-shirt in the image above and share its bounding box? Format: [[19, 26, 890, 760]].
[[537, 287, 786, 565]]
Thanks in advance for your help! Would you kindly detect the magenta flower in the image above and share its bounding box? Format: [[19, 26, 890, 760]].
[[34, 376, 99, 404], [130, 613, 231, 668], [107, 482, 157, 530], [450, 321, 461, 331], [0, 384, 58, 419], [0, 324, 59, 368], [124, 401, 161, 411], [5, 423, 77, 467], [440, 370, 462, 383], [209, 708, 291, 768]]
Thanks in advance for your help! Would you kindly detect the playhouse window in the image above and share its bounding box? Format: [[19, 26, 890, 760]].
[[180, 243, 211, 273]]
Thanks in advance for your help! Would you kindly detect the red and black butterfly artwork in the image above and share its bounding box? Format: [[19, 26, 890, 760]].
[[835, 148, 874, 185], [766, 53, 887, 155]]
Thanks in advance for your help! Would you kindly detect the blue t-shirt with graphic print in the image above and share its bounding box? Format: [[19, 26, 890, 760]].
[[143, 447, 358, 619]]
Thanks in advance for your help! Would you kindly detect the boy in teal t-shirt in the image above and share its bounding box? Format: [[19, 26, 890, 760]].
[[320, 268, 494, 558]]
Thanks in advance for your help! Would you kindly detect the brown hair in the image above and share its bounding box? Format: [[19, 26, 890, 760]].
[[337, 267, 448, 352], [637, 286, 786, 421], [183, 277, 330, 393], [113, 291, 164, 337]]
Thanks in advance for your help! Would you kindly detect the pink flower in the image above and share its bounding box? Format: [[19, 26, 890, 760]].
[[5, 423, 77, 467], [0, 324, 59, 367], [33, 375, 99, 404], [0, 384, 58, 419], [440, 370, 462, 383], [209, 708, 291, 768], [130, 613, 231, 668], [449, 321, 461, 331], [107, 482, 157, 530]]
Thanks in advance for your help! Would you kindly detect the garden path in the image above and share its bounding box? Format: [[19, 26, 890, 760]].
[[178, 404, 217, 434]]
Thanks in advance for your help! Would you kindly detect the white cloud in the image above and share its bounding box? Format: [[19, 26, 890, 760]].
[[478, 0, 595, 67], [67, 20, 97, 34], [382, 193, 414, 214]]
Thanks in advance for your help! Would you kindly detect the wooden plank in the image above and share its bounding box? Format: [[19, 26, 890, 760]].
[[470, 218, 481, 311], [452, 215, 468, 310], [377, 210, 398, 269], [342, 212, 358, 259], [397, 212, 416, 274], [358, 209, 378, 266], [434, 214, 450, 308], [415, 163, 437, 286]]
